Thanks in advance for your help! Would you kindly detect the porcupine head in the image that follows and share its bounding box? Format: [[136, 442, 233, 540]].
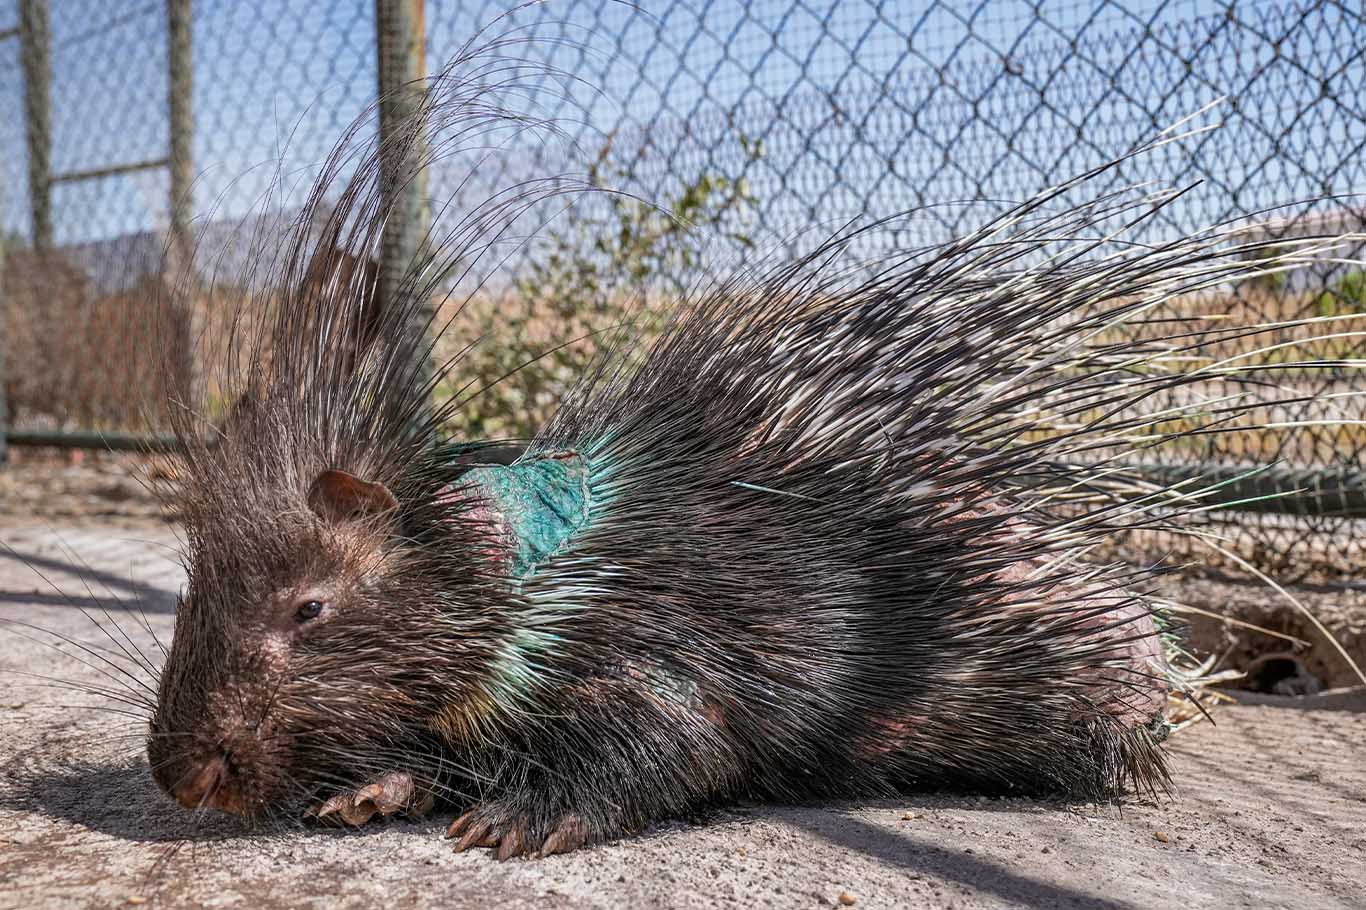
[[144, 33, 1245, 852], [145, 41, 580, 826]]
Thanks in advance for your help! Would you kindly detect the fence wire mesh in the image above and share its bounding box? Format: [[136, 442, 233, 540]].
[[0, 0, 1362, 579]]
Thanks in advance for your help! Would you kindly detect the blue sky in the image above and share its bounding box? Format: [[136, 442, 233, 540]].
[[1, 0, 1361, 252]]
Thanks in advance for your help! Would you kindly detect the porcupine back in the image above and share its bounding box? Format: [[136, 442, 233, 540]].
[[487, 201, 1205, 806], [152, 30, 1360, 834], [484, 164, 1358, 811]]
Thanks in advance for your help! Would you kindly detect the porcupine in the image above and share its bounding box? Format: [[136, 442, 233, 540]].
[[144, 40, 1356, 859]]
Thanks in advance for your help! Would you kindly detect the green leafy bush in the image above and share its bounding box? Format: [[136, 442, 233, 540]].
[[1314, 270, 1366, 318], [446, 139, 759, 439]]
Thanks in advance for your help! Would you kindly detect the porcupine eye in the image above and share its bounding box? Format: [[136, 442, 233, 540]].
[[294, 600, 325, 623]]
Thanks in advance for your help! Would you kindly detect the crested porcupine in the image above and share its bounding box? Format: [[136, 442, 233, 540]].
[[143, 38, 1361, 859]]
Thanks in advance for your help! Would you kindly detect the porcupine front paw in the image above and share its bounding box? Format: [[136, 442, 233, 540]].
[[308, 770, 435, 827], [445, 802, 595, 860]]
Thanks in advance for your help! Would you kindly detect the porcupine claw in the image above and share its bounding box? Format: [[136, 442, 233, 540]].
[[495, 822, 529, 861], [446, 809, 499, 852], [447, 807, 591, 859], [534, 814, 590, 858], [310, 771, 432, 826]]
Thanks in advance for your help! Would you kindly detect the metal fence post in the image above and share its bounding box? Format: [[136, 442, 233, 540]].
[[8, 0, 51, 461], [167, 0, 193, 270], [375, 0, 432, 406], [166, 0, 196, 402], [19, 0, 51, 252]]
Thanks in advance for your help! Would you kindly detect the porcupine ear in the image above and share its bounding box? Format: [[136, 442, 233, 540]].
[[307, 470, 400, 526]]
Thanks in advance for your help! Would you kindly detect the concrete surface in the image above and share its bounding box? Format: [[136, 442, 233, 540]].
[[0, 523, 1363, 910]]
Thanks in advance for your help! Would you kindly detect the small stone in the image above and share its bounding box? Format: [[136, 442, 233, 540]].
[[901, 812, 916, 821], [1040, 846, 1052, 854], [1153, 831, 1170, 844], [126, 898, 148, 906], [837, 893, 857, 906]]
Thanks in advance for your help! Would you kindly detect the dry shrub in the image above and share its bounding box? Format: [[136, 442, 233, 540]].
[[2, 250, 189, 431]]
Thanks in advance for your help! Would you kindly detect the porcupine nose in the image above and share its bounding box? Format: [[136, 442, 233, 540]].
[[172, 753, 244, 813]]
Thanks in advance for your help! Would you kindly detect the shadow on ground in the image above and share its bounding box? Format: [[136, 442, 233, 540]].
[[0, 543, 179, 615], [0, 757, 440, 848], [784, 804, 1137, 910], [2, 758, 249, 844], [2, 751, 1135, 909]]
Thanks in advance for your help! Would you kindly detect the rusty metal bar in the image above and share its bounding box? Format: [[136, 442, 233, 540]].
[[50, 157, 171, 184], [3, 430, 182, 453]]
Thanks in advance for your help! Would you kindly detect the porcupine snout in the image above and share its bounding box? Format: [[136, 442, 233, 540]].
[[148, 666, 292, 817], [148, 586, 302, 819], [162, 751, 235, 813]]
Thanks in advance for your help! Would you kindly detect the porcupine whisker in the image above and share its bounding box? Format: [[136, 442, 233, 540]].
[[34, 703, 150, 723], [0, 623, 158, 707], [148, 840, 189, 878], [5, 672, 154, 712], [40, 535, 167, 683], [0, 548, 162, 694], [0, 608, 157, 679]]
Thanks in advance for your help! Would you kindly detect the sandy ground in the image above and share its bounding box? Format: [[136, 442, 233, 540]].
[[0, 523, 1363, 910]]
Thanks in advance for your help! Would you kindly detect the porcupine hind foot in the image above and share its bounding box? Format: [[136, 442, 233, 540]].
[[447, 803, 594, 860], [309, 770, 435, 826]]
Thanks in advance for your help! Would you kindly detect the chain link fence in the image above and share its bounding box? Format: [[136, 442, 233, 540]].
[[0, 0, 1362, 578]]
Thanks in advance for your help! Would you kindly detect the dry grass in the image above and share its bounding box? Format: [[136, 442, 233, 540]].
[[428, 287, 669, 438], [2, 251, 190, 431]]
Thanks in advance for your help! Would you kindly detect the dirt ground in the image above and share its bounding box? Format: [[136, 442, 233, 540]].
[[0, 453, 169, 528], [0, 521, 1363, 910]]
